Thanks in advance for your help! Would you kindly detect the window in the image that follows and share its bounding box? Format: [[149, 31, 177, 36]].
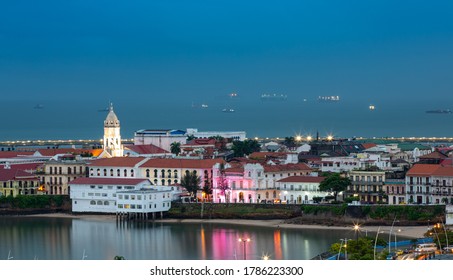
[[118, 204, 123, 209], [131, 170, 134, 177], [117, 169, 120, 177], [90, 200, 96, 205], [131, 195, 135, 200], [68, 167, 72, 174], [137, 195, 142, 200], [104, 201, 109, 206], [154, 169, 158, 177], [110, 169, 114, 176], [174, 170, 178, 178], [97, 201, 102, 205], [97, 169, 100, 176], [103, 169, 107, 176], [117, 186, 122, 189], [146, 169, 150, 178], [125, 195, 129, 199], [118, 195, 123, 199], [90, 185, 95, 189], [124, 169, 127, 177]]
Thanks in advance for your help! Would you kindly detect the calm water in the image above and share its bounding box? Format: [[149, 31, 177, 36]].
[[0, 217, 356, 260], [1, 96, 452, 141]]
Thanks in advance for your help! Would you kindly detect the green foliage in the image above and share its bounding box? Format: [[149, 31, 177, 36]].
[[180, 171, 201, 198], [0, 195, 68, 209], [170, 142, 181, 155], [318, 173, 351, 202], [312, 196, 323, 203], [330, 237, 388, 260], [113, 256, 125, 260], [344, 196, 360, 203], [231, 139, 261, 157]]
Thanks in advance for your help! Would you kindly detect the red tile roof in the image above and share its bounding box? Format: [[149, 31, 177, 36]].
[[277, 176, 325, 183], [362, 143, 378, 150], [419, 151, 448, 159], [89, 157, 147, 167], [407, 164, 442, 176], [140, 158, 224, 169], [69, 177, 150, 185], [0, 163, 42, 171], [433, 165, 453, 177], [124, 144, 169, 154], [36, 148, 103, 157], [186, 139, 216, 146], [0, 151, 35, 158], [224, 167, 244, 173], [0, 169, 38, 181], [249, 152, 289, 159], [263, 163, 312, 173]]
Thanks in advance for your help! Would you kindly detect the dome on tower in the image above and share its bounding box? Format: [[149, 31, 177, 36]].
[[104, 103, 120, 127]]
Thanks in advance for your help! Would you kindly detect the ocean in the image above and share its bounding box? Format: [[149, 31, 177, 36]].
[[1, 96, 452, 141]]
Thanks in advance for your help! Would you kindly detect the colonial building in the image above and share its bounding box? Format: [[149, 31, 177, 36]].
[[40, 154, 88, 195], [186, 128, 246, 141], [346, 170, 386, 204], [385, 179, 406, 205], [276, 176, 327, 204], [88, 157, 149, 179], [103, 103, 123, 157], [0, 163, 42, 197], [406, 164, 453, 205], [212, 162, 313, 203], [116, 189, 172, 216]]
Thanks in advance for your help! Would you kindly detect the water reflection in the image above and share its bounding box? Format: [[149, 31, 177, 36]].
[[0, 217, 354, 260]]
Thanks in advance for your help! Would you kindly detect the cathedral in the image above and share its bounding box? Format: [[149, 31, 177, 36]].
[[103, 103, 123, 157]]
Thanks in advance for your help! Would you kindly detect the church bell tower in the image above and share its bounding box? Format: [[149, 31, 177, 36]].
[[103, 103, 123, 157]]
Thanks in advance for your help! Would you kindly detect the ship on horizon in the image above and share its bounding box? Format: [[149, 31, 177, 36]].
[[425, 109, 452, 114], [318, 95, 340, 102], [261, 93, 287, 100], [222, 108, 235, 113]]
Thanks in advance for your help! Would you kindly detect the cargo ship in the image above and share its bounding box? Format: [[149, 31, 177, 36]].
[[260, 93, 288, 100], [425, 109, 452, 114], [318, 95, 340, 102]]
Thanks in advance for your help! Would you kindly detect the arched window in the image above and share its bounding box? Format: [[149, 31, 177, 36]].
[[59, 167, 62, 174], [97, 169, 100, 176], [110, 169, 114, 176], [97, 201, 103, 205], [174, 170, 178, 178], [154, 179, 158, 185], [131, 170, 134, 177], [146, 169, 150, 178], [68, 167, 72, 174], [90, 200, 96, 205], [124, 169, 127, 177], [104, 201, 109, 206], [167, 179, 171, 185], [161, 179, 165, 185], [273, 191, 277, 198], [117, 169, 120, 177], [167, 169, 171, 177], [103, 169, 107, 176], [161, 169, 165, 178], [154, 169, 158, 177]]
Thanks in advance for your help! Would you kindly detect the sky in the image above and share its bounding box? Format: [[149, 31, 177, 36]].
[[1, 1, 453, 140]]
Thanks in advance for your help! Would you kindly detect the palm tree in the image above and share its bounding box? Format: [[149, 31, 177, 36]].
[[180, 171, 201, 199], [170, 142, 181, 156]]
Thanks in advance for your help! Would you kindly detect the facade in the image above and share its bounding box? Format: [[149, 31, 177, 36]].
[[69, 177, 153, 213], [385, 179, 406, 205], [103, 104, 123, 157], [346, 170, 386, 204], [40, 154, 88, 195], [139, 158, 224, 190], [212, 162, 313, 203], [0, 164, 41, 197], [88, 157, 149, 179], [276, 176, 327, 204], [116, 189, 172, 214], [406, 164, 453, 205], [134, 129, 186, 152], [186, 128, 246, 141]]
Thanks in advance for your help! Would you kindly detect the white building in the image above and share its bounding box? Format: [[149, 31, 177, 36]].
[[69, 177, 153, 213], [103, 104, 124, 157], [276, 176, 327, 204], [134, 129, 187, 152], [116, 189, 172, 214], [186, 128, 246, 141]]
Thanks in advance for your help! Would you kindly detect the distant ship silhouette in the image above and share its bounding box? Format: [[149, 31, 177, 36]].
[[34, 104, 44, 109]]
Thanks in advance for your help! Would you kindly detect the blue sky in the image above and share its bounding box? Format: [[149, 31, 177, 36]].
[[1, 1, 453, 140], [2, 0, 453, 103]]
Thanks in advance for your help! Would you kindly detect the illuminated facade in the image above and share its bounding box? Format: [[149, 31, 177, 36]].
[[103, 103, 123, 157]]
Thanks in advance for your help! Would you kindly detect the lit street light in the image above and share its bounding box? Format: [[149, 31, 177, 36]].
[[238, 237, 251, 260]]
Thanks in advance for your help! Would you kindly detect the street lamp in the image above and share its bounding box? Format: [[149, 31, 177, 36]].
[[238, 237, 251, 260], [339, 238, 351, 260], [374, 226, 385, 260], [353, 224, 360, 242], [389, 216, 399, 253]]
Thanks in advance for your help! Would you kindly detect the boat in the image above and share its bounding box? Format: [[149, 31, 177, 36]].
[[229, 92, 238, 98], [260, 93, 287, 100], [369, 105, 375, 111], [222, 108, 235, 113], [33, 104, 44, 109], [318, 96, 340, 102], [201, 104, 208, 108], [425, 109, 452, 114]]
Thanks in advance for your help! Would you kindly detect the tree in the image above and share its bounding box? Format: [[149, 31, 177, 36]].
[[318, 172, 351, 202], [282, 136, 296, 148], [202, 179, 213, 202], [217, 163, 229, 202], [330, 237, 388, 260], [180, 171, 201, 198], [231, 139, 261, 157], [186, 135, 196, 141], [170, 142, 181, 156]]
